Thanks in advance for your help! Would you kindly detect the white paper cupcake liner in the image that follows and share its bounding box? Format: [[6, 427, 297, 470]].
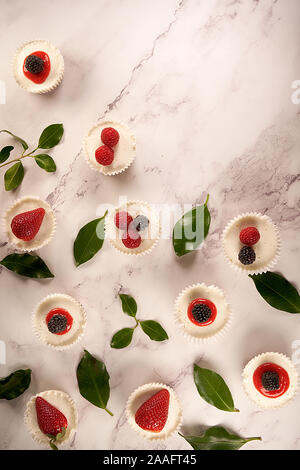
[[106, 200, 161, 256], [3, 195, 56, 252], [222, 212, 280, 275], [24, 390, 78, 448], [12, 40, 64, 94], [32, 293, 87, 350], [82, 120, 136, 176], [174, 283, 232, 343], [125, 383, 182, 441], [242, 352, 298, 410]]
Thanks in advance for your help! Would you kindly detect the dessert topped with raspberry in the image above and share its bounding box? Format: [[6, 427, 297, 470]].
[[222, 213, 280, 274], [126, 383, 182, 440], [106, 201, 160, 255], [13, 40, 64, 93], [175, 283, 231, 341], [243, 352, 298, 409], [4, 196, 55, 251], [84, 121, 136, 175]]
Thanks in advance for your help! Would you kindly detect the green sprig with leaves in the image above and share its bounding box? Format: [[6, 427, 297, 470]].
[[0, 124, 64, 191], [111, 293, 169, 349]]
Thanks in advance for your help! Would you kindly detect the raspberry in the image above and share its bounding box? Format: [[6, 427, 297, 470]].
[[132, 215, 149, 232], [25, 55, 44, 74], [95, 145, 114, 166], [261, 371, 280, 391], [238, 245, 256, 265], [101, 127, 120, 147], [239, 226, 260, 246], [115, 211, 133, 230], [122, 229, 142, 249]]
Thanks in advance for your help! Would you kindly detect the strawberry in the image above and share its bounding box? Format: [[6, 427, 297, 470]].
[[122, 228, 142, 249], [95, 145, 114, 166], [11, 208, 45, 241], [135, 389, 170, 432], [239, 226, 260, 246], [101, 127, 120, 147], [35, 396, 68, 450], [114, 211, 133, 230]]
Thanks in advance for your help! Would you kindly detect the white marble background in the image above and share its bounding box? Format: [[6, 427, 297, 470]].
[[0, 0, 299, 450]]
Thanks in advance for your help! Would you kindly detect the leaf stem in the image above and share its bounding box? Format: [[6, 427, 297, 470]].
[[0, 147, 38, 169], [104, 407, 114, 416]]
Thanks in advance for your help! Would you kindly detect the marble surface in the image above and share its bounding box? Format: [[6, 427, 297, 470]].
[[0, 0, 299, 450]]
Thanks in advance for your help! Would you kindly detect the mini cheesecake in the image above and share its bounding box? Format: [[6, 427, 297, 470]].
[[24, 390, 77, 448], [32, 294, 86, 350], [83, 121, 136, 175], [13, 40, 64, 93], [222, 212, 280, 274], [106, 200, 160, 255], [243, 352, 298, 409], [175, 283, 231, 341], [126, 383, 182, 440], [3, 196, 55, 251]]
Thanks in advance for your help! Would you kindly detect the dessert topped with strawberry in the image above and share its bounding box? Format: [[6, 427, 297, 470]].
[[24, 390, 78, 449], [175, 283, 231, 341], [243, 352, 298, 409], [13, 40, 64, 93], [106, 201, 160, 255], [222, 213, 280, 274], [35, 396, 68, 450], [126, 383, 182, 440], [4, 196, 56, 251], [84, 121, 136, 175]]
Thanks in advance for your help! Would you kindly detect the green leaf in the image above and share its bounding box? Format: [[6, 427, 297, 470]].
[[172, 194, 210, 257], [0, 253, 54, 279], [76, 350, 113, 416], [38, 123, 64, 149], [179, 426, 261, 450], [0, 145, 14, 163], [119, 293, 137, 317], [0, 130, 28, 150], [0, 369, 31, 400], [111, 328, 134, 349], [34, 154, 56, 172], [73, 212, 107, 267], [4, 161, 24, 190], [139, 320, 169, 342], [249, 272, 300, 313], [193, 364, 239, 412]]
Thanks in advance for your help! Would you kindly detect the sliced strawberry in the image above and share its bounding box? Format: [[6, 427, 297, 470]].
[[135, 389, 170, 432], [35, 396, 68, 449], [11, 208, 45, 241]]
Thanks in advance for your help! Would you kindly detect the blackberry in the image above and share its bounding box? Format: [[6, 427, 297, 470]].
[[191, 303, 212, 323], [25, 55, 44, 74], [47, 314, 67, 334], [238, 245, 256, 265], [261, 370, 280, 391], [132, 215, 149, 232]]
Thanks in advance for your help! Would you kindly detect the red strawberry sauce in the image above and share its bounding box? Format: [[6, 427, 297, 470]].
[[45, 308, 73, 335], [187, 298, 217, 326], [23, 51, 51, 84], [253, 362, 290, 398]]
